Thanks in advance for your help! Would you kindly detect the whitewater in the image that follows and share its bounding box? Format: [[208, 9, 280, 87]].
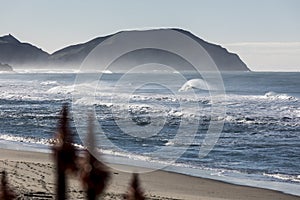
[[0, 71, 299, 196]]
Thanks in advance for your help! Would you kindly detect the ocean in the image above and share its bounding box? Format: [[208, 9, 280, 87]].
[[0, 71, 299, 196]]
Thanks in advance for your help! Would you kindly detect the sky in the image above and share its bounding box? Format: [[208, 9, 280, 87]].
[[0, 0, 299, 71]]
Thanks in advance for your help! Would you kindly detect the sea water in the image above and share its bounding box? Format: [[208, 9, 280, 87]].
[[0, 71, 299, 196]]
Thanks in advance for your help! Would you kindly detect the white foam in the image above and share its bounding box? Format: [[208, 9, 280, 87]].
[[263, 173, 300, 183], [14, 69, 79, 73], [264, 91, 297, 101], [0, 71, 15, 74], [47, 85, 75, 94], [0, 133, 84, 147], [102, 70, 113, 74], [40, 81, 59, 86], [0, 134, 55, 146], [165, 141, 175, 146]]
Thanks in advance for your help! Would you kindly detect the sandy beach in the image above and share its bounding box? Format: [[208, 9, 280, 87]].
[[0, 148, 299, 200]]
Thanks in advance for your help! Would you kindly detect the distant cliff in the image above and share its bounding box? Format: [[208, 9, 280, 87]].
[[0, 34, 49, 67], [175, 29, 249, 71], [0, 29, 249, 71], [0, 62, 13, 71]]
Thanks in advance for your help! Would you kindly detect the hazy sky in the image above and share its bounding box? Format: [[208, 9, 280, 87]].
[[1, 0, 299, 71]]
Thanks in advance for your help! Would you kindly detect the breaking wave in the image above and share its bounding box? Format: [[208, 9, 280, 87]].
[[264, 91, 297, 101], [178, 78, 209, 91], [263, 173, 300, 183]]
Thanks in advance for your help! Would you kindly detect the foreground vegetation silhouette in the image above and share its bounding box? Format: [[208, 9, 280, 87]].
[[80, 114, 111, 200], [0, 171, 16, 200], [124, 173, 145, 200], [1, 104, 146, 199], [52, 104, 78, 200]]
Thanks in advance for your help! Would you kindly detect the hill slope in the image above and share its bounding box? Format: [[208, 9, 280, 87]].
[[0, 29, 249, 71], [0, 34, 49, 67]]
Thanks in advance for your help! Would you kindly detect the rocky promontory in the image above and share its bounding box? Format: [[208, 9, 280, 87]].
[[0, 62, 13, 71]]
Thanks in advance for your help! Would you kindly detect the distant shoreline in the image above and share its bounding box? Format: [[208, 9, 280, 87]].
[[9, 68, 300, 73]]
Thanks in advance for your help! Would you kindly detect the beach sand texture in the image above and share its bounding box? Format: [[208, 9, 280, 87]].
[[0, 148, 299, 200]]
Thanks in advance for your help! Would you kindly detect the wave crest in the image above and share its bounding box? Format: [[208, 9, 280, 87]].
[[264, 91, 297, 101]]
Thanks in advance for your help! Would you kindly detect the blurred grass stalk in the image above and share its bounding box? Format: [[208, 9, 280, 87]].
[[52, 104, 78, 200], [0, 170, 16, 200], [125, 173, 145, 200], [80, 113, 111, 200]]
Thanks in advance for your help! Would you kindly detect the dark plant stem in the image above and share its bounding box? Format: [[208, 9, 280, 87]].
[[1, 170, 16, 200], [53, 104, 78, 200], [56, 167, 66, 200], [87, 188, 96, 200]]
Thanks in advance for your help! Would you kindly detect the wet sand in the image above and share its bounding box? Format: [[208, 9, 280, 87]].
[[0, 148, 299, 200]]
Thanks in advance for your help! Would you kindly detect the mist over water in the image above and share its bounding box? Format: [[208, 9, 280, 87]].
[[0, 71, 299, 195]]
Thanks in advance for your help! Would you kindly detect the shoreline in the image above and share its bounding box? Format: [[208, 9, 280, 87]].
[[0, 148, 299, 200]]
